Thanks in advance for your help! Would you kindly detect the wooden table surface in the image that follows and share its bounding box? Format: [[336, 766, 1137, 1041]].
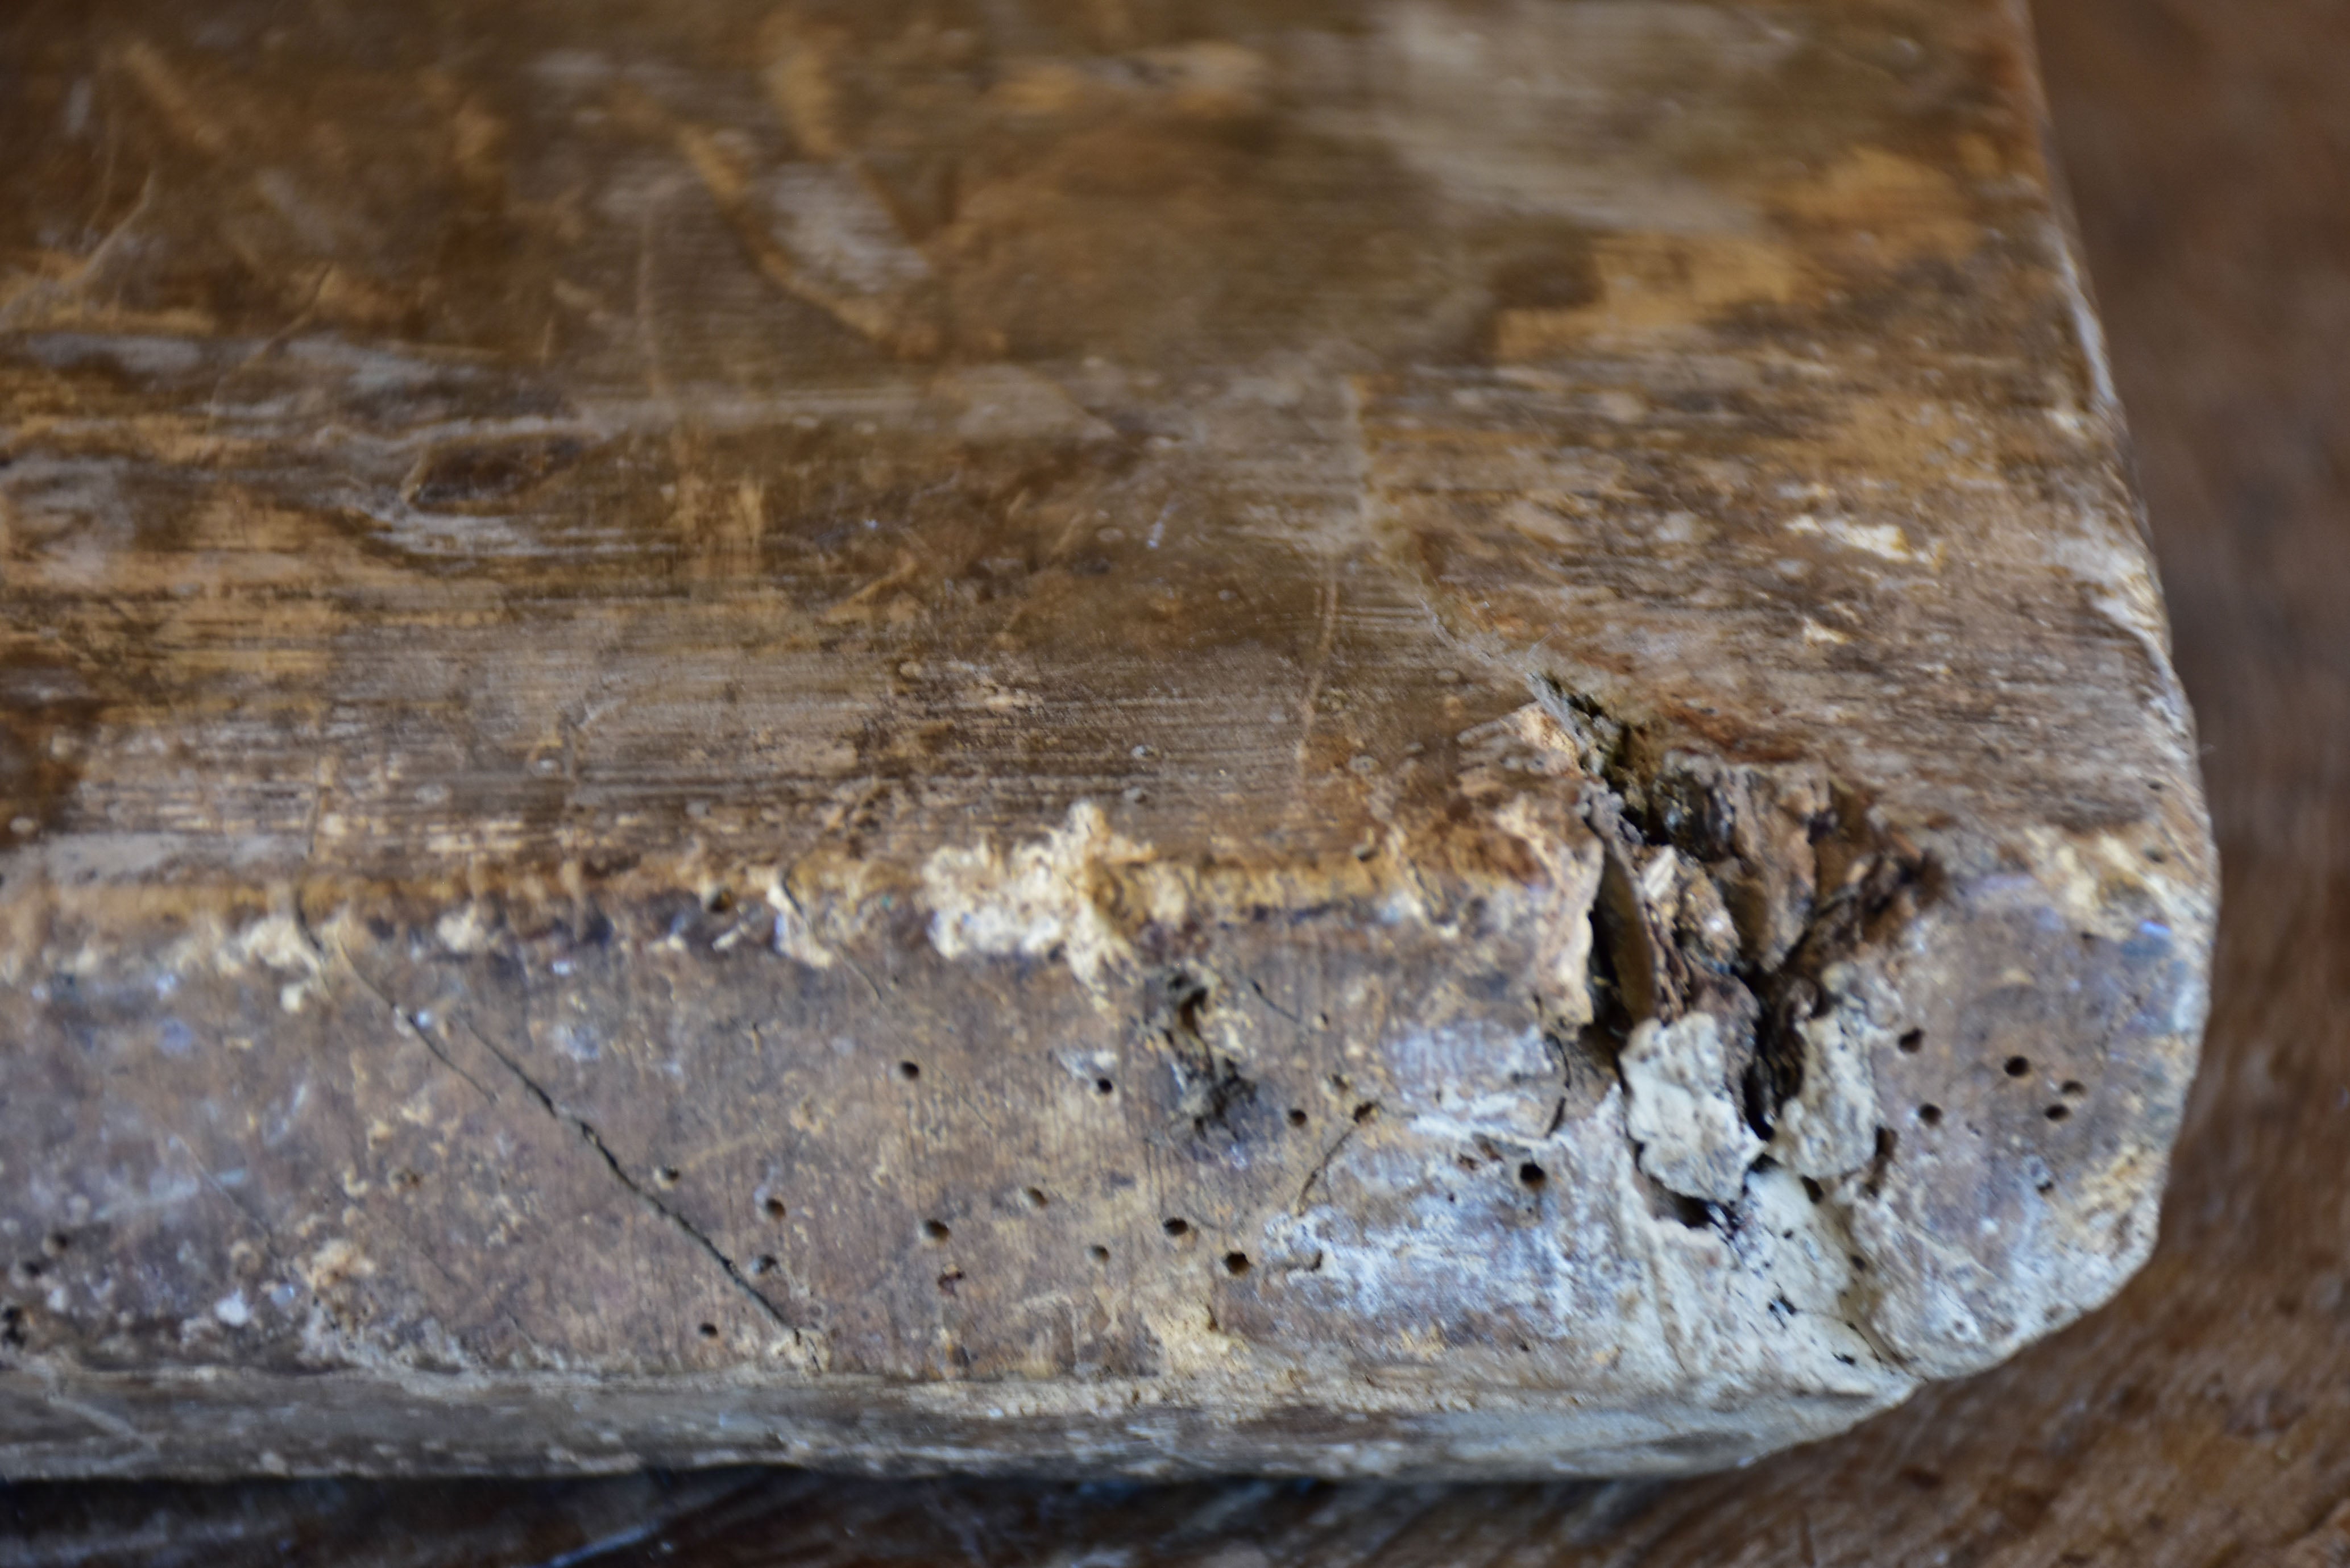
[[3, 0, 2344, 1558]]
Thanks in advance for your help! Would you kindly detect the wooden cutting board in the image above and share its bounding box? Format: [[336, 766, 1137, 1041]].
[[0, 0, 2216, 1483]]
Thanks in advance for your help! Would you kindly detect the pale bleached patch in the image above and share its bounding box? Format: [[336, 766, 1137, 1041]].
[[1620, 1012, 1763, 1203], [920, 800, 1155, 991], [1770, 961, 1895, 1180]]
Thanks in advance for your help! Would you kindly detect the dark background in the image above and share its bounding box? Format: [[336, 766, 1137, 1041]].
[[6, 0, 2347, 1560]]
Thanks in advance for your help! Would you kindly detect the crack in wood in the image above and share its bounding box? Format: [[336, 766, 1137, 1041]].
[[447, 1015, 809, 1338]]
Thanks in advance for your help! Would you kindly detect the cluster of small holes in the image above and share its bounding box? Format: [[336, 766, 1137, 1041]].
[[1880, 1043, 2094, 1158], [737, 1048, 1579, 1316], [726, 1028, 1817, 1326], [1993, 1055, 2087, 1123]]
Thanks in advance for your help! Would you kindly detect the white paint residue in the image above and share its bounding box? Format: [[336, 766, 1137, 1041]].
[[920, 801, 1154, 990], [762, 870, 836, 969], [2048, 515, 2186, 727], [1620, 1012, 1763, 1202], [760, 164, 933, 297], [1267, 1086, 1901, 1406], [1389, 1019, 1561, 1142], [1784, 513, 1942, 567], [434, 903, 495, 955], [2047, 217, 2120, 412], [204, 910, 329, 1014], [1770, 962, 1889, 1179], [299, 1237, 372, 1293], [1800, 617, 1851, 647], [1493, 793, 1603, 1019]]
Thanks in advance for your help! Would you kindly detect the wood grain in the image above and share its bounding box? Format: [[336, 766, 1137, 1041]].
[[0, 0, 2212, 1480], [5, 0, 2339, 1554]]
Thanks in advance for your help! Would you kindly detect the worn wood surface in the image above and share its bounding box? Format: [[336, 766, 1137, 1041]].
[[0, 0, 2237, 1532], [0, 0, 2337, 1555], [0, 0, 2218, 1482]]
